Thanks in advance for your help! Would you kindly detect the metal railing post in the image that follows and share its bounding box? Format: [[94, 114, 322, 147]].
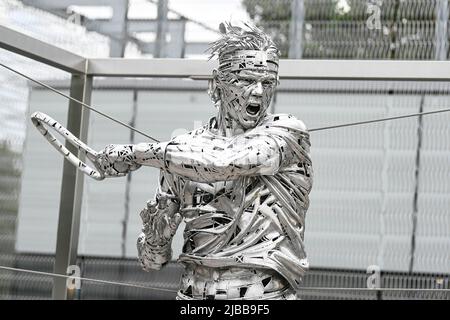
[[52, 72, 92, 300]]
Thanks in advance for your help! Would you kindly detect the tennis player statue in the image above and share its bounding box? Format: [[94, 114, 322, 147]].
[[96, 22, 313, 300]]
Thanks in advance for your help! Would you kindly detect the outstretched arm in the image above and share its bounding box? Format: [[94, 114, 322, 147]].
[[135, 130, 284, 182], [97, 116, 309, 183], [137, 172, 182, 271]]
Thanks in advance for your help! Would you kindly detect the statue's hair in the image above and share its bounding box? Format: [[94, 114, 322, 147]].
[[208, 22, 280, 60]]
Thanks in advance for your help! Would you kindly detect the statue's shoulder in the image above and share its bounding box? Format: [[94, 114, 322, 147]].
[[259, 113, 308, 133], [170, 122, 211, 143]]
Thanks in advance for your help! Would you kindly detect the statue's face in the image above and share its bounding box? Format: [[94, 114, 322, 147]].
[[217, 69, 278, 129]]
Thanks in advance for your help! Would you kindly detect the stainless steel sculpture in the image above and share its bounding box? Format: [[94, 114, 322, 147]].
[[94, 22, 313, 300], [32, 22, 313, 300]]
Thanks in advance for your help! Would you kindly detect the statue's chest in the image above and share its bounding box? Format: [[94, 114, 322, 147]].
[[179, 176, 262, 220], [184, 180, 236, 207]]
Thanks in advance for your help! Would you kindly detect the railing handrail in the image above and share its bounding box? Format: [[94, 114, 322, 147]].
[[2, 25, 450, 80], [0, 25, 86, 74], [87, 58, 450, 81]]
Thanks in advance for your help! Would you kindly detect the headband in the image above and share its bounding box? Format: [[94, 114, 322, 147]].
[[218, 50, 279, 74]]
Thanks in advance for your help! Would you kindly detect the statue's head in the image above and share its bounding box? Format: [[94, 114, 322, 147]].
[[208, 22, 280, 129]]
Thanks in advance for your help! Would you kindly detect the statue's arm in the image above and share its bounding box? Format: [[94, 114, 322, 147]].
[[137, 172, 181, 271], [97, 116, 310, 183], [133, 132, 284, 182]]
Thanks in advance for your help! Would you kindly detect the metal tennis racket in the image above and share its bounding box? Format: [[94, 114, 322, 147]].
[[30, 111, 106, 181]]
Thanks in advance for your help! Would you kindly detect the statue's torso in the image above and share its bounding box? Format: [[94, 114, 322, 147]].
[[162, 114, 313, 298]]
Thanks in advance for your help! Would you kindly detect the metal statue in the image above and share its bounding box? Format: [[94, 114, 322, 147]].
[[33, 22, 313, 300]]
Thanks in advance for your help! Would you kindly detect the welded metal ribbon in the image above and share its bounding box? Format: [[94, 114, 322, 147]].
[[30, 111, 105, 181]]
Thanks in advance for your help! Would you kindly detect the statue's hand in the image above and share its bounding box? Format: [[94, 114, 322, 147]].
[[137, 193, 181, 271], [140, 193, 181, 245], [96, 144, 141, 177]]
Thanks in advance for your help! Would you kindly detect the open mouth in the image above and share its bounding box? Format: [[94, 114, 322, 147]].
[[246, 103, 261, 116]]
